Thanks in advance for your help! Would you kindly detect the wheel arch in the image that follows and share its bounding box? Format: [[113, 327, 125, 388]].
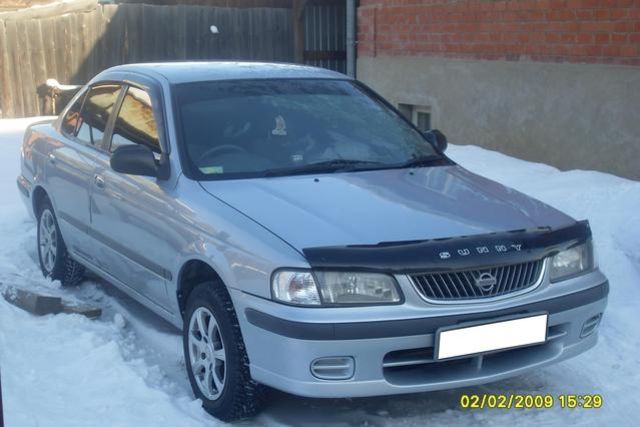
[[177, 259, 229, 318], [32, 185, 49, 216]]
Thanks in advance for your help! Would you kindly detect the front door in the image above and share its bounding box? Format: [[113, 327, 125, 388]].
[[89, 85, 174, 310]]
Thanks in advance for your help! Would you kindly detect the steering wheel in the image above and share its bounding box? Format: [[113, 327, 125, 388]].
[[197, 144, 248, 164]]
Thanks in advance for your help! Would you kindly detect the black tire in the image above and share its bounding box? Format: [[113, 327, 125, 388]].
[[37, 197, 85, 287], [183, 282, 265, 421]]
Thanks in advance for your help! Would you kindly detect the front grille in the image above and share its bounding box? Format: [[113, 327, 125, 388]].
[[410, 259, 545, 302]]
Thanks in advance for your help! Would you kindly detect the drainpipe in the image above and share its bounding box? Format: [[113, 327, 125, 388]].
[[346, 0, 356, 77]]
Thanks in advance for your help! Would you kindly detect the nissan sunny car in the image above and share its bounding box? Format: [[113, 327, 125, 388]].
[[17, 62, 608, 421]]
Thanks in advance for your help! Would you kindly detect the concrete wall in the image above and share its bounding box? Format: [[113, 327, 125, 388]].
[[357, 56, 640, 180]]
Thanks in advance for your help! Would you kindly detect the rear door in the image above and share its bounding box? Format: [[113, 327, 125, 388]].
[[48, 84, 122, 260], [89, 83, 175, 310]]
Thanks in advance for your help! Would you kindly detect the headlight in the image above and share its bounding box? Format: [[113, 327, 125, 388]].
[[271, 270, 402, 306], [272, 270, 321, 305], [549, 241, 594, 282], [314, 271, 401, 305]]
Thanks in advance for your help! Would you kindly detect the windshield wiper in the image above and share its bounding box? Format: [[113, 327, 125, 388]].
[[396, 155, 447, 169], [263, 159, 385, 177]]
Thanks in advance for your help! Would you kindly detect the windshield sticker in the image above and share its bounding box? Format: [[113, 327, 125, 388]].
[[271, 115, 287, 136], [200, 166, 224, 174]]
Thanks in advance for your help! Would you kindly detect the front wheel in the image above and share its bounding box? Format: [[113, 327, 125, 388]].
[[183, 282, 265, 421], [37, 197, 85, 287]]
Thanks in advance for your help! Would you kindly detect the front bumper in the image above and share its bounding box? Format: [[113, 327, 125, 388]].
[[232, 271, 608, 398]]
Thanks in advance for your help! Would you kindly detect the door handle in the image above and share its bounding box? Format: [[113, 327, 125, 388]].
[[48, 153, 56, 165], [94, 175, 105, 189]]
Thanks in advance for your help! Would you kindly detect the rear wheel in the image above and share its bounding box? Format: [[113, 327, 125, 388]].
[[183, 282, 265, 421], [37, 198, 85, 287]]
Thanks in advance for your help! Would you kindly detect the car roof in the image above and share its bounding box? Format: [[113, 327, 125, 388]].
[[102, 61, 350, 84]]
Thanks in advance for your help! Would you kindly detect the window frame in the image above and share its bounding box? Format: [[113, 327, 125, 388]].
[[59, 87, 88, 138], [101, 76, 172, 180], [397, 103, 432, 133], [413, 107, 432, 133], [63, 81, 124, 153], [107, 84, 164, 157]]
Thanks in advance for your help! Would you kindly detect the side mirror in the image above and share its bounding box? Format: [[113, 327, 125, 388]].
[[423, 129, 448, 153], [110, 144, 158, 177]]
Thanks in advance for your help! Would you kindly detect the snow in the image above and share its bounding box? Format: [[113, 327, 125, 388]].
[[0, 118, 639, 426]]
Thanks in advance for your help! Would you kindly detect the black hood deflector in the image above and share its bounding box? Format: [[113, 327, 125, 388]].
[[302, 220, 591, 273]]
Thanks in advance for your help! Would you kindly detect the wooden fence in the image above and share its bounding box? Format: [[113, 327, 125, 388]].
[[0, 2, 293, 118]]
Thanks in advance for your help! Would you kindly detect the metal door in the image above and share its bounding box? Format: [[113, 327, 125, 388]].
[[303, 0, 347, 73]]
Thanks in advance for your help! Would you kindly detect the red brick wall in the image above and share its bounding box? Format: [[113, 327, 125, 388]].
[[358, 0, 640, 65]]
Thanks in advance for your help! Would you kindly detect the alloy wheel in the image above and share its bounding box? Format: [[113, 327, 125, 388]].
[[188, 307, 227, 400], [39, 209, 58, 274]]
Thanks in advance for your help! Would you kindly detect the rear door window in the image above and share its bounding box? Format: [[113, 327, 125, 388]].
[[75, 84, 122, 147], [110, 86, 162, 158]]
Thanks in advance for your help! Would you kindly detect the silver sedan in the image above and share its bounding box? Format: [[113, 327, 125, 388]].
[[18, 62, 608, 421]]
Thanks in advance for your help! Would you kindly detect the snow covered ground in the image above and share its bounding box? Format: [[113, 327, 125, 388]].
[[0, 118, 638, 426]]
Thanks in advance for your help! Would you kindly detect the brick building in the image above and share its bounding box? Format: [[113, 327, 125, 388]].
[[356, 0, 640, 180]]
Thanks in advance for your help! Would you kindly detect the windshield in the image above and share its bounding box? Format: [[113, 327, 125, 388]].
[[174, 79, 443, 179]]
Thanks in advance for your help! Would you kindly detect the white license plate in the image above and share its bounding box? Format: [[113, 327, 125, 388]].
[[436, 314, 548, 360]]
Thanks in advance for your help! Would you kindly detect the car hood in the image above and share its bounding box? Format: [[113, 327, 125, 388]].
[[199, 165, 575, 250]]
